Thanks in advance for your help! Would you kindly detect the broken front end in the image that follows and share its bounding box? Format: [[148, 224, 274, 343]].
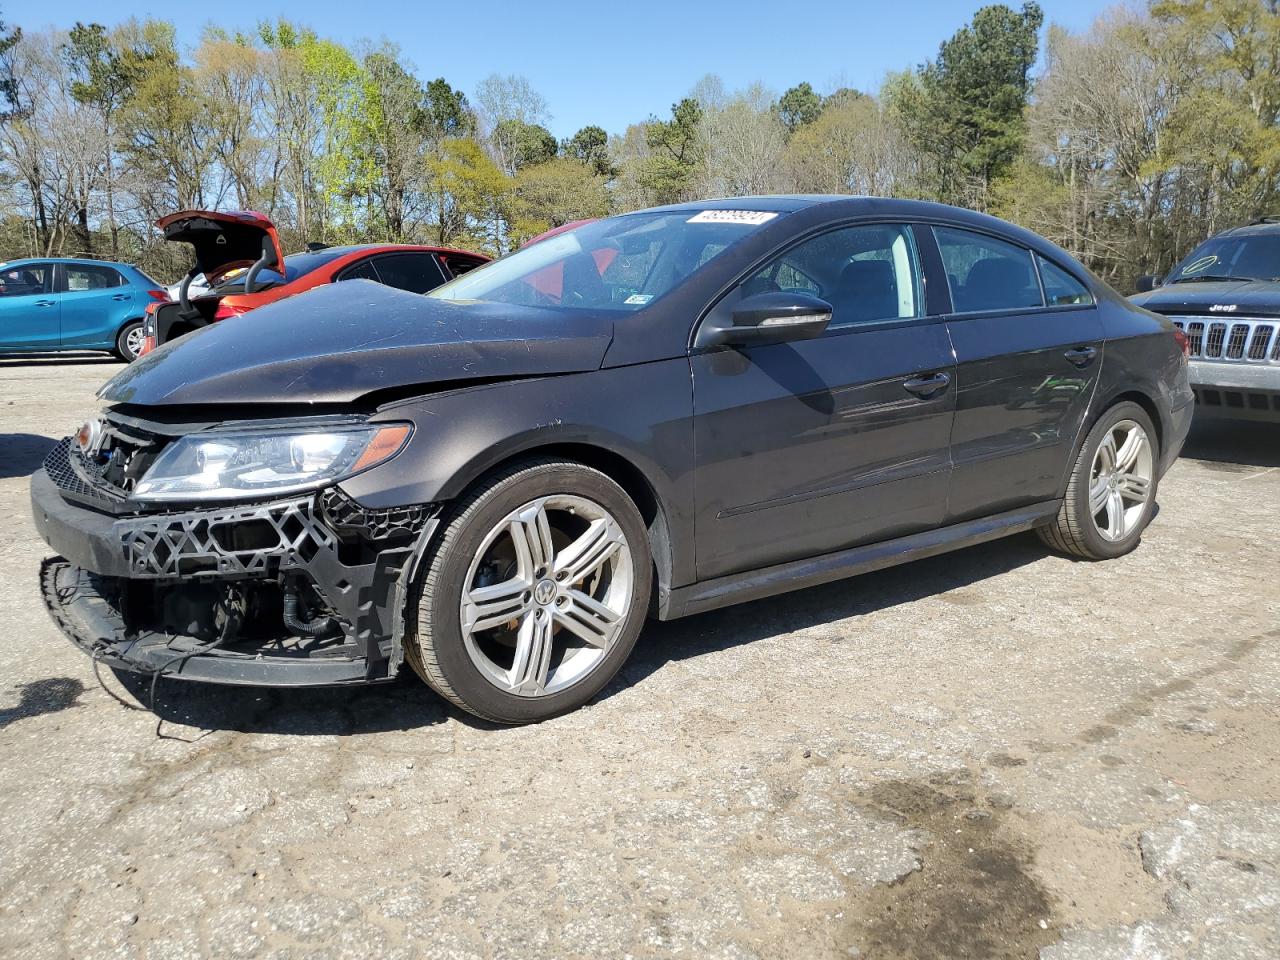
[[32, 411, 435, 685]]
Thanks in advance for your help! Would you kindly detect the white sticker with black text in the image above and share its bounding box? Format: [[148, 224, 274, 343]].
[[686, 210, 779, 226]]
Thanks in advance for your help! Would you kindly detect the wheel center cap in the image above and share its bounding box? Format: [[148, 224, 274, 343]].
[[534, 579, 557, 605]]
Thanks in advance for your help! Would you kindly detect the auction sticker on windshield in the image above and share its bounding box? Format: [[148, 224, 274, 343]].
[[686, 210, 779, 226]]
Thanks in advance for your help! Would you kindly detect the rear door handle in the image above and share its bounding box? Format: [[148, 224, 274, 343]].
[[903, 372, 951, 398], [1064, 346, 1098, 367], [35, 299, 55, 307], [111, 293, 130, 301]]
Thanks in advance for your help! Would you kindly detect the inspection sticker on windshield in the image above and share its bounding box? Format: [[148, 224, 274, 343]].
[[687, 210, 778, 226], [624, 294, 654, 305]]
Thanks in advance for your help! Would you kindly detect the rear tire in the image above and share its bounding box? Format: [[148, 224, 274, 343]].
[[114, 320, 144, 362], [1038, 401, 1159, 560], [407, 459, 651, 724]]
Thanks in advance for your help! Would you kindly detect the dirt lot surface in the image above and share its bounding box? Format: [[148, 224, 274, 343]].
[[1, 354, 1278, 960]]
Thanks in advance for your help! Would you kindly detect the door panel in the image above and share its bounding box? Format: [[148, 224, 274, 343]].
[[692, 325, 956, 579], [0, 263, 59, 349], [691, 221, 954, 581], [60, 263, 132, 348], [932, 228, 1104, 520]]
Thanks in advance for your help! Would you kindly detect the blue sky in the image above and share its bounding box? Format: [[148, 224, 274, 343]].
[[6, 0, 1118, 139]]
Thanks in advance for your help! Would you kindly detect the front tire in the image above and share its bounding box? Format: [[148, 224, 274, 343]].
[[114, 320, 144, 362], [407, 459, 652, 724], [1038, 401, 1160, 560]]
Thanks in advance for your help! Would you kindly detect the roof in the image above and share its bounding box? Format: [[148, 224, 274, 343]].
[[1218, 220, 1280, 238], [287, 243, 486, 259], [0, 256, 141, 269]]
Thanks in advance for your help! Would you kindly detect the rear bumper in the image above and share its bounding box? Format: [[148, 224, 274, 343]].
[[1188, 360, 1280, 420], [31, 464, 437, 687], [1163, 395, 1194, 475]]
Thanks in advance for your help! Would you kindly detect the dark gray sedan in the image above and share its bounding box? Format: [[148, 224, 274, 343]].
[[31, 197, 1194, 723]]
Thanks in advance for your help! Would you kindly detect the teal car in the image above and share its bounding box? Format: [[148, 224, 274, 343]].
[[0, 258, 167, 362]]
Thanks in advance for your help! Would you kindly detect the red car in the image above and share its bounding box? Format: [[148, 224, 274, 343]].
[[141, 210, 489, 356]]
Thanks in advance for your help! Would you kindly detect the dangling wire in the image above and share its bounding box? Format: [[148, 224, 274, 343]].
[[149, 587, 244, 736]]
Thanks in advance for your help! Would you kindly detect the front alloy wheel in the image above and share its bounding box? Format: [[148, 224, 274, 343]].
[[460, 495, 632, 698], [408, 460, 650, 723]]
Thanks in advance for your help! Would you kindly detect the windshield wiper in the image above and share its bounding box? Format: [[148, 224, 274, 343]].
[[1172, 274, 1252, 283]]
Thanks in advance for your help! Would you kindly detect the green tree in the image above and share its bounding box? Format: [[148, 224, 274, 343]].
[[889, 2, 1044, 207], [640, 97, 703, 204], [775, 82, 822, 134], [563, 124, 614, 177], [62, 21, 145, 255], [424, 77, 472, 139], [424, 136, 512, 253], [511, 157, 609, 244], [492, 119, 557, 173]]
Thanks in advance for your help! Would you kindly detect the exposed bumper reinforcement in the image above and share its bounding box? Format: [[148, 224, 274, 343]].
[[32, 468, 438, 687]]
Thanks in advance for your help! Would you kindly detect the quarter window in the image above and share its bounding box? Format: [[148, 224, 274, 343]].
[[1037, 255, 1093, 306], [742, 224, 922, 329], [338, 259, 380, 282], [65, 264, 124, 292], [934, 227, 1043, 313]]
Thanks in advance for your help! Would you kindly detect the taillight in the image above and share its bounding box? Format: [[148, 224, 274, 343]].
[[146, 289, 168, 302], [1172, 327, 1190, 360], [214, 302, 248, 321]]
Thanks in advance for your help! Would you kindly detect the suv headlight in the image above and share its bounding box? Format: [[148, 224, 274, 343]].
[[132, 423, 411, 502]]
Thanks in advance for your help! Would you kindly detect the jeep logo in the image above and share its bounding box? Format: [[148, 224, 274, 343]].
[[1209, 304, 1238, 312]]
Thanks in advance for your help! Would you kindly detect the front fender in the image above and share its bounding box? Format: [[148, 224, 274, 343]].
[[339, 359, 697, 585]]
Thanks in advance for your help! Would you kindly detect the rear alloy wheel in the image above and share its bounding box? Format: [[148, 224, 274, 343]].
[[115, 320, 145, 362], [1038, 401, 1160, 560], [408, 460, 651, 723]]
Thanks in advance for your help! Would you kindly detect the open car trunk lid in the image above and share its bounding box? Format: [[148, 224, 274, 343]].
[[155, 210, 285, 286]]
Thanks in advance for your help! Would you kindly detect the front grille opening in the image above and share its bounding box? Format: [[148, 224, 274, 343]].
[[1202, 389, 1222, 406], [1225, 391, 1245, 409], [1206, 323, 1227, 358], [1187, 322, 1205, 355], [1249, 325, 1275, 359], [1248, 393, 1269, 411], [1226, 324, 1249, 359]]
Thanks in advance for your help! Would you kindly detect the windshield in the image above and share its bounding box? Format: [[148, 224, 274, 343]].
[[212, 249, 347, 293], [1168, 232, 1280, 283], [427, 210, 779, 311]]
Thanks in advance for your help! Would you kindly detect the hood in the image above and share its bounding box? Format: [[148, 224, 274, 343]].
[[1130, 279, 1280, 319], [156, 209, 285, 284], [99, 280, 614, 407]]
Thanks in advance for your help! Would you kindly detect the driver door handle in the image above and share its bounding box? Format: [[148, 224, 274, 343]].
[[35, 299, 56, 307], [1064, 346, 1098, 367], [903, 372, 951, 398]]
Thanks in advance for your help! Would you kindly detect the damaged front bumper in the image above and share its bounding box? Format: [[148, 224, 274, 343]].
[[32, 441, 438, 686]]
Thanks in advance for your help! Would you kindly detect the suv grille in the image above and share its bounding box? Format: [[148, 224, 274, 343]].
[[1170, 316, 1280, 364]]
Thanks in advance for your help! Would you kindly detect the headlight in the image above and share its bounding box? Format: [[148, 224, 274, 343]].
[[132, 423, 411, 502]]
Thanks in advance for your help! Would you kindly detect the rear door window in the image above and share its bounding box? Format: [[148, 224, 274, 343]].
[[370, 253, 449, 294], [65, 264, 124, 292], [934, 227, 1044, 313]]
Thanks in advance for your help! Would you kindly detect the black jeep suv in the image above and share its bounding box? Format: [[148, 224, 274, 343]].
[[1132, 218, 1280, 421]]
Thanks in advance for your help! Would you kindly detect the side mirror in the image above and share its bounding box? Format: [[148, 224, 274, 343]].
[[703, 291, 833, 348], [1134, 274, 1159, 293]]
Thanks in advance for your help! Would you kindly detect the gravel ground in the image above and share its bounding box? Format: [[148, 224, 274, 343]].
[[1, 353, 1277, 960]]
